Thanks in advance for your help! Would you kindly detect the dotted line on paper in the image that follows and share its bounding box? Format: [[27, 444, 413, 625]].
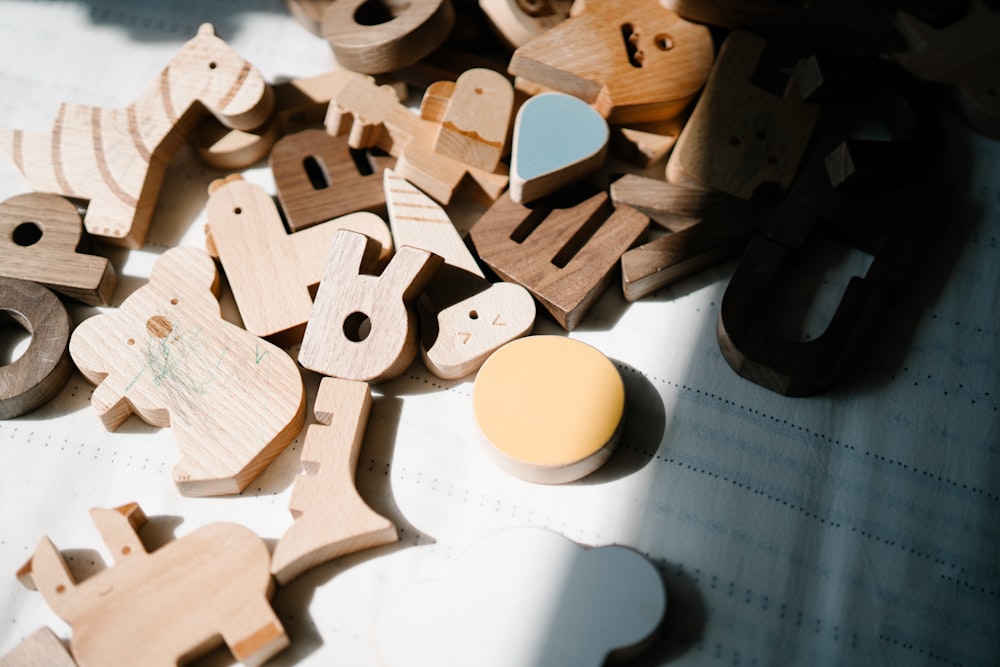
[[940, 573, 1000, 601], [877, 633, 966, 667]]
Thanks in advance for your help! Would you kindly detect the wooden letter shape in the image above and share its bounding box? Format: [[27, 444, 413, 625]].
[[0, 193, 116, 306], [68, 247, 306, 496], [432, 69, 514, 172], [300, 230, 443, 382], [17, 503, 287, 667], [321, 0, 455, 74], [205, 174, 392, 344], [0, 279, 73, 420], [0, 628, 76, 667], [666, 31, 820, 199], [385, 169, 535, 379], [272, 377, 398, 585], [469, 188, 648, 330], [508, 0, 713, 124], [271, 129, 394, 232], [0, 24, 273, 248]]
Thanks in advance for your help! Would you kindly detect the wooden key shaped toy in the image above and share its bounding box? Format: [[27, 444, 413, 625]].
[[205, 174, 392, 344], [508, 0, 713, 125], [17, 503, 287, 667], [68, 247, 306, 496], [272, 377, 398, 585], [0, 24, 273, 248], [0, 628, 76, 667], [384, 169, 535, 379]]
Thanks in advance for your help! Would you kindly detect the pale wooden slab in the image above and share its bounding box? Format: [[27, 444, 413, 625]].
[[432, 68, 514, 172], [0, 628, 76, 667]]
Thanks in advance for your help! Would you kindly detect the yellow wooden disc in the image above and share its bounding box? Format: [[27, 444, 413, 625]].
[[472, 336, 625, 482]]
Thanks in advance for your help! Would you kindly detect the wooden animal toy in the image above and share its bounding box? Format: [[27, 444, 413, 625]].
[[321, 0, 455, 74], [384, 169, 535, 379], [427, 68, 514, 173], [479, 0, 573, 48], [325, 69, 509, 205], [473, 336, 625, 483], [272, 377, 398, 585], [0, 628, 76, 667], [205, 174, 392, 344], [0, 279, 72, 420], [68, 246, 306, 496], [666, 31, 821, 199], [0, 24, 273, 249], [0, 193, 116, 306], [469, 187, 648, 330], [509, 92, 609, 204], [17, 503, 287, 667], [270, 130, 394, 232], [377, 526, 666, 666], [507, 0, 713, 125], [299, 229, 443, 383]]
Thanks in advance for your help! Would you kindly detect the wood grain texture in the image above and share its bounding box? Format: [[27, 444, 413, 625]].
[[205, 174, 392, 344], [321, 0, 455, 74], [17, 503, 287, 667], [299, 229, 443, 382], [610, 115, 685, 168], [479, 0, 573, 48], [0, 24, 273, 248], [666, 30, 820, 199], [0, 193, 115, 306], [469, 188, 648, 330], [68, 247, 306, 496], [0, 628, 76, 667], [384, 169, 535, 379], [285, 0, 333, 35], [507, 0, 713, 124], [0, 278, 73, 420], [271, 129, 394, 232], [272, 377, 398, 585], [432, 68, 514, 172]]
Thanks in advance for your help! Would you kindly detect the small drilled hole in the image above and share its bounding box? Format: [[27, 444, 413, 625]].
[[233, 207, 242, 215], [170, 298, 178, 305], [655, 34, 673, 50], [122, 546, 131, 555], [12, 222, 42, 247], [343, 311, 372, 342], [127, 338, 135, 346], [208, 62, 217, 70], [469, 310, 479, 320], [56, 584, 66, 594]]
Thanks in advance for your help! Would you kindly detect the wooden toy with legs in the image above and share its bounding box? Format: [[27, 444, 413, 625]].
[[507, 0, 714, 125], [17, 503, 287, 667], [0, 24, 273, 248], [272, 377, 398, 585], [0, 628, 76, 667], [68, 246, 306, 496], [205, 174, 392, 344], [384, 169, 535, 379]]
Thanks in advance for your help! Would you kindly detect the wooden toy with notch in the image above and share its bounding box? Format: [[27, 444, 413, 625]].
[[0, 279, 73, 420], [479, 0, 573, 48], [205, 174, 392, 344], [384, 169, 535, 379], [0, 24, 273, 248], [68, 247, 306, 496], [300, 229, 443, 382], [469, 187, 648, 330], [508, 0, 713, 125], [429, 68, 514, 173], [17, 503, 287, 667], [272, 377, 398, 585], [0, 193, 116, 306], [0, 627, 76, 667]]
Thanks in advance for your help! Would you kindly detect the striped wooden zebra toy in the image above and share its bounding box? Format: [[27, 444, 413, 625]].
[[0, 23, 273, 249]]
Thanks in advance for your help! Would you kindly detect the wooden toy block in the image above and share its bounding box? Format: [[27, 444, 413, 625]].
[[469, 188, 648, 330], [286, 0, 333, 35], [384, 169, 535, 379], [377, 526, 666, 666], [321, 0, 456, 74], [270, 129, 394, 232], [507, 0, 713, 125], [0, 628, 76, 667], [610, 115, 685, 168], [0, 24, 273, 249], [510, 92, 609, 204], [325, 69, 509, 206], [479, 0, 573, 48], [17, 503, 287, 667], [272, 377, 398, 585], [68, 247, 306, 496], [299, 230, 443, 383], [205, 174, 392, 344], [0, 193, 116, 306], [472, 336, 625, 483], [431, 68, 514, 172], [0, 279, 73, 420], [666, 30, 821, 200], [892, 0, 1000, 137]]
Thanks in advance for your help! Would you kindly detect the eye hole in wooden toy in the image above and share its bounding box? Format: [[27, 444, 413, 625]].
[[12, 221, 42, 247], [620, 23, 644, 68], [355, 0, 411, 26], [303, 156, 331, 190], [343, 311, 373, 342]]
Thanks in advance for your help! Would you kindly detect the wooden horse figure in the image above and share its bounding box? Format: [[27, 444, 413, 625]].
[[0, 23, 273, 248]]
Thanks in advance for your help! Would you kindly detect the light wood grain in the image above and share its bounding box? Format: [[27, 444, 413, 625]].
[[0, 628, 76, 667], [0, 24, 273, 248], [432, 68, 514, 172], [272, 377, 398, 585], [17, 503, 287, 667], [285, 0, 333, 35], [68, 247, 306, 496], [479, 0, 573, 48]]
